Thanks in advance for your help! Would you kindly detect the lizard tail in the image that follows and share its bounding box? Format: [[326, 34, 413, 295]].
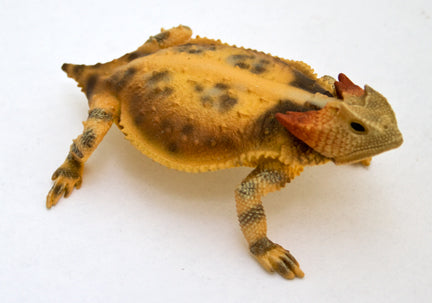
[[61, 60, 122, 98], [61, 63, 104, 97], [61, 25, 193, 99]]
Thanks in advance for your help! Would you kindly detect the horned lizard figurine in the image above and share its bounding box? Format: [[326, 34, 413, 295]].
[[47, 25, 403, 279]]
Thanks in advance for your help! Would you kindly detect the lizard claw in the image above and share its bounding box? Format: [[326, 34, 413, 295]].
[[46, 165, 82, 209], [250, 238, 304, 279]]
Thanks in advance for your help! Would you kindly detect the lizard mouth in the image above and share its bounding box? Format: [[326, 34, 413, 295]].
[[333, 134, 404, 164]]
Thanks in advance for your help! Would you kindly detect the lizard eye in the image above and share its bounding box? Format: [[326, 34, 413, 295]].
[[350, 121, 367, 134]]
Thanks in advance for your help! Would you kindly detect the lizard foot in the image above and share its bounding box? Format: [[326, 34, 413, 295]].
[[250, 237, 304, 279], [46, 163, 83, 209]]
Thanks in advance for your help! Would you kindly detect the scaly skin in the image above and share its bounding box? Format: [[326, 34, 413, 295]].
[[235, 160, 305, 279], [47, 25, 403, 279]]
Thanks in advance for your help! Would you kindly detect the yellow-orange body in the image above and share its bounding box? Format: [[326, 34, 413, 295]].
[[48, 26, 402, 279]]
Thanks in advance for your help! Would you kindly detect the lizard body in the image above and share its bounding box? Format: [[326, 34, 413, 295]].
[[47, 25, 403, 279]]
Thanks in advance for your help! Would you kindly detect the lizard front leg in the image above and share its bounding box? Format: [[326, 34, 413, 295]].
[[235, 160, 305, 279], [46, 93, 119, 208]]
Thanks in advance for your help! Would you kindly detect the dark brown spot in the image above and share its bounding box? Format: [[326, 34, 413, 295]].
[[153, 31, 170, 43], [133, 86, 174, 109], [88, 108, 112, 121], [122, 67, 138, 80], [129, 91, 149, 125], [229, 54, 270, 74], [238, 204, 265, 226], [290, 70, 333, 97], [61, 63, 70, 73], [131, 100, 147, 126], [249, 237, 277, 256], [109, 67, 137, 93], [167, 142, 178, 153], [53, 168, 80, 180], [194, 84, 204, 92], [236, 180, 256, 198], [251, 64, 267, 74], [126, 51, 149, 62], [176, 44, 192, 52], [277, 99, 314, 112], [85, 74, 98, 99], [251, 59, 270, 74], [81, 129, 96, 148], [215, 83, 230, 90], [276, 262, 290, 276], [160, 119, 173, 133], [130, 85, 174, 127], [181, 124, 194, 135], [303, 101, 322, 110], [146, 31, 170, 44], [71, 142, 83, 158], [177, 43, 217, 54], [188, 49, 203, 54], [231, 54, 255, 61], [219, 135, 236, 150], [148, 87, 174, 99], [148, 70, 170, 84], [53, 184, 64, 196], [260, 169, 286, 185], [72, 64, 85, 76], [219, 94, 237, 111], [66, 153, 83, 168], [201, 95, 214, 107], [235, 62, 250, 69]]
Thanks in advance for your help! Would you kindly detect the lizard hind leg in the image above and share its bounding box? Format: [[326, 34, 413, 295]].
[[46, 93, 119, 209], [235, 160, 305, 279]]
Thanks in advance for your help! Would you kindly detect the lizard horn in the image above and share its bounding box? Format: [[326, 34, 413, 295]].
[[275, 109, 325, 149], [275, 102, 341, 155], [335, 73, 364, 99]]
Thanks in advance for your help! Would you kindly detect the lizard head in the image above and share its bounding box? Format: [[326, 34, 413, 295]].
[[276, 74, 403, 164]]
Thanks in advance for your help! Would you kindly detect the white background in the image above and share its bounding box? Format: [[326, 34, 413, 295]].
[[1, 0, 431, 302]]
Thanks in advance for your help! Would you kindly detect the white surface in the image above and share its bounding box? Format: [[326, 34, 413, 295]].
[[1, 0, 431, 302]]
